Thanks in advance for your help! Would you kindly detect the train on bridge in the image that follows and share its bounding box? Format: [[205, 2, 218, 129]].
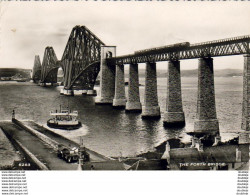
[[134, 42, 190, 55]]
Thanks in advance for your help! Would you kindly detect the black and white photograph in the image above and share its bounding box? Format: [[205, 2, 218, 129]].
[[0, 1, 249, 175]]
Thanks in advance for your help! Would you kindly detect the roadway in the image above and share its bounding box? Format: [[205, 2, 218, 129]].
[[0, 121, 78, 170], [22, 121, 109, 162]]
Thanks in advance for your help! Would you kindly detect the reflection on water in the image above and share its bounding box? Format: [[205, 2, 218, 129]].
[[0, 77, 244, 157]]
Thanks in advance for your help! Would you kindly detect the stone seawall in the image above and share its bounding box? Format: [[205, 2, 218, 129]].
[[28, 122, 112, 161], [14, 119, 111, 161], [12, 119, 59, 150], [0, 127, 21, 170]]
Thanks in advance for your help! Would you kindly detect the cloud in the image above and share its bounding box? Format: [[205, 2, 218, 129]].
[[0, 2, 249, 69]]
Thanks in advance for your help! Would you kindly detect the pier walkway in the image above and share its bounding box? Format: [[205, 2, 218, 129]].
[[0, 121, 78, 170], [22, 121, 109, 162]]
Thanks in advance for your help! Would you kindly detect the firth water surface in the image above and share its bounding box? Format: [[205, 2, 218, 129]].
[[0, 77, 243, 157]]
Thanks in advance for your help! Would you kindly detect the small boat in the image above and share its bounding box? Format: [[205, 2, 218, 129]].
[[47, 106, 82, 130]]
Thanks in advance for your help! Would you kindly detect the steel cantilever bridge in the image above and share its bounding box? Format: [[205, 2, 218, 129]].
[[32, 26, 250, 131], [32, 55, 42, 83], [40, 47, 58, 85], [33, 25, 105, 89], [32, 25, 249, 90]]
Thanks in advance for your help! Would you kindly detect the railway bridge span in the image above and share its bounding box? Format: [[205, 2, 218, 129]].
[[32, 26, 250, 133]]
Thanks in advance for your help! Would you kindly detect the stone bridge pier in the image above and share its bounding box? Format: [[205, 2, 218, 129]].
[[163, 60, 185, 126], [95, 46, 116, 104], [241, 54, 250, 131], [125, 63, 142, 112], [113, 63, 126, 108], [141, 62, 161, 118], [194, 57, 219, 134]]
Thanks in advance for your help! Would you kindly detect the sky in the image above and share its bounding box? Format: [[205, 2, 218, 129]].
[[0, 1, 250, 70]]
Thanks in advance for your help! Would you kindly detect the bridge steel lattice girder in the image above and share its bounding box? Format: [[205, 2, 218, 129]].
[[32, 55, 42, 83], [40, 47, 58, 83], [33, 70, 41, 83], [43, 67, 59, 84], [111, 36, 250, 65], [70, 61, 100, 90], [61, 26, 105, 90]]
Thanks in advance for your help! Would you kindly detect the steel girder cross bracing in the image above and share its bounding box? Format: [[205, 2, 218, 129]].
[[113, 35, 250, 64], [61, 25, 105, 90], [40, 47, 59, 84], [32, 55, 42, 83]]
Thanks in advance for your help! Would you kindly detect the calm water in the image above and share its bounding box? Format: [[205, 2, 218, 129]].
[[0, 77, 243, 157]]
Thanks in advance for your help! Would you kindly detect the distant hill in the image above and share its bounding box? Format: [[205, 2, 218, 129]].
[[213, 69, 242, 77], [0, 68, 31, 78], [177, 69, 242, 78], [125, 69, 243, 78]]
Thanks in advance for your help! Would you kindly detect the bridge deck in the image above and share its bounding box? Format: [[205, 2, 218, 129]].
[[112, 35, 250, 64]]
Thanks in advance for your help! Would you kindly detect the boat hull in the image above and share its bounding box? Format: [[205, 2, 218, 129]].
[[47, 121, 82, 130]]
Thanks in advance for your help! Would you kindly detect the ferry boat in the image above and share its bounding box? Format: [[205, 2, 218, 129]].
[[47, 107, 82, 130]]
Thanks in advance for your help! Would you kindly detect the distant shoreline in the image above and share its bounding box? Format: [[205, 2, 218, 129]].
[[0, 68, 243, 79]]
